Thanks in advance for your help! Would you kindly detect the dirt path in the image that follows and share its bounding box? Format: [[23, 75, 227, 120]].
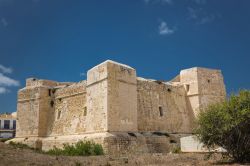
[[0, 142, 246, 166]]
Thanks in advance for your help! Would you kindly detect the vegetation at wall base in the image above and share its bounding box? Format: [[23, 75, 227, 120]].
[[172, 146, 181, 153], [45, 140, 104, 156], [195, 90, 250, 163], [0, 138, 11, 142], [9, 141, 40, 151]]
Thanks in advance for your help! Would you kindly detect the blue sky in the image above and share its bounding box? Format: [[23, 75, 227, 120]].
[[0, 0, 249, 113]]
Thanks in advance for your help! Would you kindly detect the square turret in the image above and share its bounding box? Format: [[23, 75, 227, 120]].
[[180, 67, 226, 117], [86, 60, 137, 132]]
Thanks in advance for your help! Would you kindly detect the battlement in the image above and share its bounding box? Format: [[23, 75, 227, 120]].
[[26, 78, 58, 87], [87, 60, 136, 86]]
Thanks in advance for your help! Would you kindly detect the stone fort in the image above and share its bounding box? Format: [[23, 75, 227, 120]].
[[11, 60, 226, 154]]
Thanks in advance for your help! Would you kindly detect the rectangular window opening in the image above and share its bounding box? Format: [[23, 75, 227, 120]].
[[13, 120, 16, 129], [186, 84, 190, 92], [57, 111, 61, 120], [159, 106, 163, 117], [4, 120, 10, 129], [50, 100, 54, 107], [84, 107, 87, 116]]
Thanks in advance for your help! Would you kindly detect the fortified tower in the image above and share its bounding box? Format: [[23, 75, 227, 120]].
[[16, 79, 57, 147], [180, 67, 226, 117], [11, 60, 226, 154], [86, 60, 137, 132]]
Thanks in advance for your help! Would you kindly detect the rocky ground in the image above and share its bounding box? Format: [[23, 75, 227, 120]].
[[0, 142, 248, 166]]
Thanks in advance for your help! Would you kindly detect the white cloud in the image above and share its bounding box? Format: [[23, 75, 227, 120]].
[[80, 72, 86, 77], [144, 0, 173, 5], [0, 64, 12, 74], [193, 0, 206, 5], [0, 87, 8, 94], [0, 73, 19, 87], [198, 15, 215, 24], [0, 70, 19, 95], [161, 0, 172, 4], [187, 7, 217, 25], [1, 18, 8, 27], [187, 7, 199, 19], [159, 21, 175, 35]]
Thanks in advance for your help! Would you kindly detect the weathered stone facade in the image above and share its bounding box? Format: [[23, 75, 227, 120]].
[[10, 60, 226, 154]]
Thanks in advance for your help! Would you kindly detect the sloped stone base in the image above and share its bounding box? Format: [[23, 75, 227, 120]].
[[8, 132, 181, 154]]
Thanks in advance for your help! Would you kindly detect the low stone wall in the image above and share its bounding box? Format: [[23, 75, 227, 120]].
[[180, 135, 226, 153]]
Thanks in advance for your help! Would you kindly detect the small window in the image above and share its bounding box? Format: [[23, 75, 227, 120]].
[[207, 79, 211, 83], [52, 89, 56, 94], [159, 106, 163, 117], [186, 84, 190, 92], [48, 89, 51, 96], [50, 100, 54, 107], [4, 120, 10, 129], [13, 120, 16, 129], [57, 111, 61, 120], [84, 107, 87, 116]]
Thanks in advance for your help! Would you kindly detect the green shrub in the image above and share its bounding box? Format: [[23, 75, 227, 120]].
[[0, 138, 11, 142], [195, 90, 250, 162], [46, 140, 104, 156], [172, 146, 181, 153], [9, 141, 32, 149]]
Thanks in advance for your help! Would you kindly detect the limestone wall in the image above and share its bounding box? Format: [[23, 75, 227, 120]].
[[16, 62, 226, 139], [106, 61, 137, 132], [137, 78, 195, 133], [197, 68, 226, 109], [86, 62, 109, 132], [16, 85, 53, 137], [47, 82, 87, 136], [26, 78, 58, 87], [16, 79, 87, 138], [17, 88, 39, 137], [37, 87, 54, 137], [14, 60, 227, 154]]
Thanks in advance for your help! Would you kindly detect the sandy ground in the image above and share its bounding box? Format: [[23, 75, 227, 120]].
[[0, 142, 248, 166]]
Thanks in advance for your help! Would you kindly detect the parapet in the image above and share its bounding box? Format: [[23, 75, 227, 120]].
[[87, 60, 136, 87], [26, 78, 58, 87], [180, 67, 225, 96]]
